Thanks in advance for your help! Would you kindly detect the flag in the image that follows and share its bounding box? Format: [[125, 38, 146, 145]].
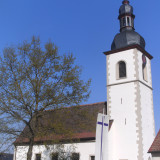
[[95, 113, 109, 160]]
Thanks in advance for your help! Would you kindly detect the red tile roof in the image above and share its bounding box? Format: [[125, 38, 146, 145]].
[[14, 102, 107, 145], [148, 130, 160, 153]]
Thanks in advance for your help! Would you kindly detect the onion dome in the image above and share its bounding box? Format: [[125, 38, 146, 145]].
[[111, 0, 146, 50]]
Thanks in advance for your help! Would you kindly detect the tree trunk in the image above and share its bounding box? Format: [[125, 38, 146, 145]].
[[27, 137, 34, 160]]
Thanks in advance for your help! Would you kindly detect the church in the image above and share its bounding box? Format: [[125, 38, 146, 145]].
[[13, 0, 160, 160]]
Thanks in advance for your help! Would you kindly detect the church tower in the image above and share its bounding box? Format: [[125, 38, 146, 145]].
[[104, 0, 155, 160]]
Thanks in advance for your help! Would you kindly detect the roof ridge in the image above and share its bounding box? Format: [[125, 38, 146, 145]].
[[77, 101, 106, 107], [44, 101, 106, 112]]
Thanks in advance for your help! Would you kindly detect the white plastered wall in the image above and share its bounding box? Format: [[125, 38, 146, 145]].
[[108, 83, 138, 160], [106, 48, 155, 160], [137, 50, 152, 87], [14, 142, 95, 160], [140, 83, 155, 160], [136, 49, 155, 160], [152, 153, 160, 160], [107, 49, 137, 86]]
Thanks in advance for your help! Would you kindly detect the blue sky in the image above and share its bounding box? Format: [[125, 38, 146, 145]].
[[0, 0, 159, 133]]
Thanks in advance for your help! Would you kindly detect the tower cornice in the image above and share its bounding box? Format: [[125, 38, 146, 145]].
[[104, 45, 153, 60]]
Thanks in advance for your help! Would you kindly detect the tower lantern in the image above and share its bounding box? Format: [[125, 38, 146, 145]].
[[111, 0, 145, 50], [119, 0, 135, 31]]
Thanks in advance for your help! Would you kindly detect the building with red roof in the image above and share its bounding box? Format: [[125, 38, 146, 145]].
[[148, 130, 160, 159], [13, 102, 107, 160]]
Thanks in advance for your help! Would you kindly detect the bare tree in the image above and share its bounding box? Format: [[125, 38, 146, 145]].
[[0, 36, 90, 160]]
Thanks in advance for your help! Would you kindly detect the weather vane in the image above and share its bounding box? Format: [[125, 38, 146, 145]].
[[123, 0, 129, 4]]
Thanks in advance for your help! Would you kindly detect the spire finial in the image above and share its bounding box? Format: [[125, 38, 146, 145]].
[[122, 0, 129, 4], [119, 0, 135, 32]]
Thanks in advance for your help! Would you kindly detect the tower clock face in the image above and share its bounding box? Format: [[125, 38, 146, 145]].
[[142, 54, 147, 67]]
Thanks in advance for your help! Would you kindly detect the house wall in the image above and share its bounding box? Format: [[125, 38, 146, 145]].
[[107, 48, 155, 160], [152, 153, 160, 160], [14, 141, 95, 160]]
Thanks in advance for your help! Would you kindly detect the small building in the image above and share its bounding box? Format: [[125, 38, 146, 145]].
[[148, 130, 160, 160]]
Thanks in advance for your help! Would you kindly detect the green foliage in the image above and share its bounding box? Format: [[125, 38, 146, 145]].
[[0, 36, 91, 155]]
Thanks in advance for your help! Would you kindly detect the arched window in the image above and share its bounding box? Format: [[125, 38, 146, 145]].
[[122, 17, 126, 27], [119, 61, 126, 78], [142, 64, 148, 81], [121, 17, 131, 28], [142, 55, 148, 81], [127, 16, 131, 26]]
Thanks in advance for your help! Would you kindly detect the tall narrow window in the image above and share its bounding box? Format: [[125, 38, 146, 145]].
[[119, 61, 126, 78], [122, 17, 126, 27], [71, 153, 80, 160], [51, 153, 58, 160], [131, 17, 134, 27], [36, 154, 41, 160], [127, 17, 130, 26], [142, 55, 148, 81], [142, 65, 148, 81]]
